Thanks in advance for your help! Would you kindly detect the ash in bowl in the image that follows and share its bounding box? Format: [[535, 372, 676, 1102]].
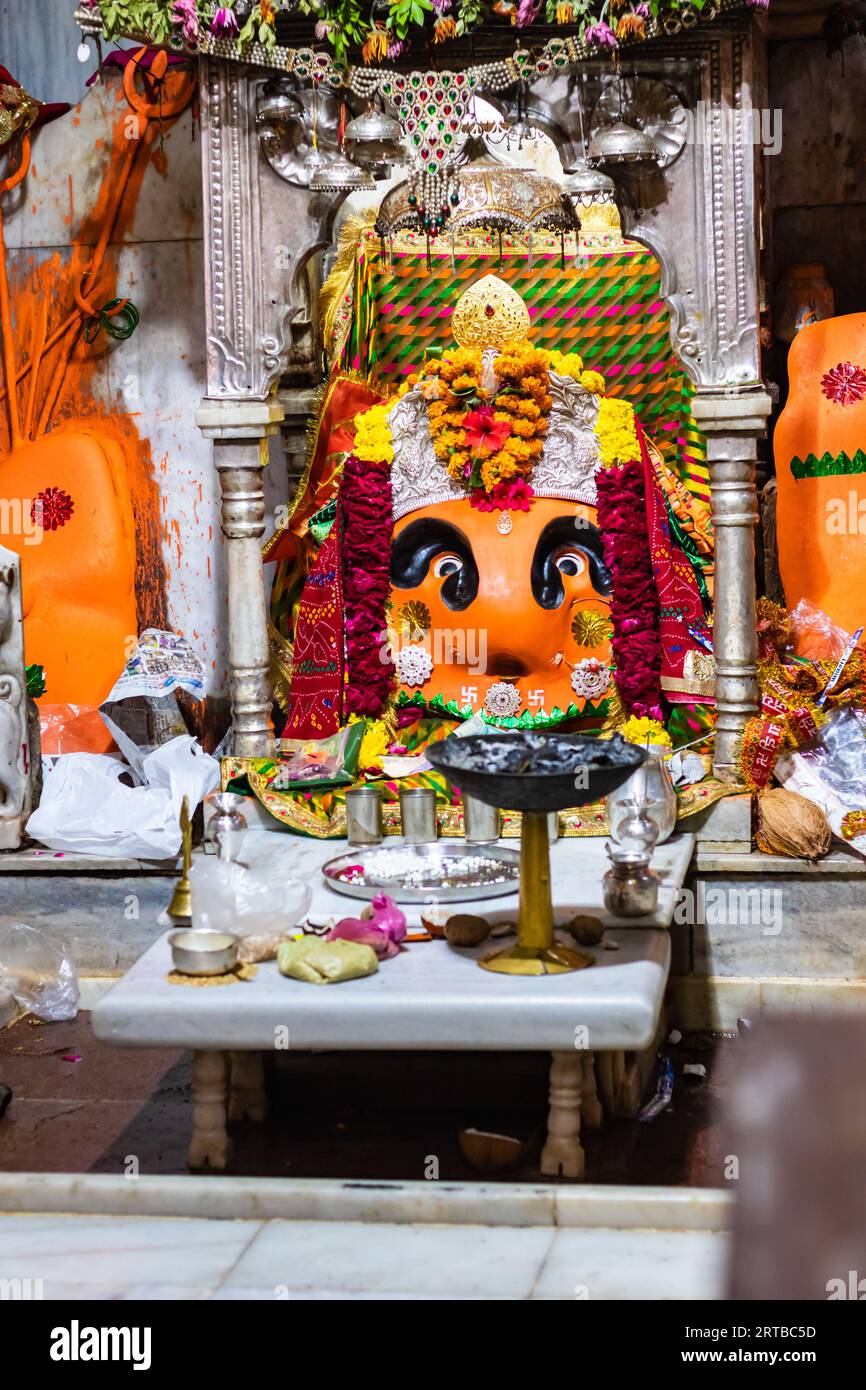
[[440, 732, 644, 777]]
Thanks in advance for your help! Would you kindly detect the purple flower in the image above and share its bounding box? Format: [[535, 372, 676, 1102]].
[[172, 0, 199, 42], [516, 0, 543, 28], [745, 0, 769, 7], [211, 6, 239, 37], [585, 21, 618, 49], [635, 3, 651, 16], [315, 19, 333, 38], [433, 0, 453, 12], [386, 39, 405, 58]]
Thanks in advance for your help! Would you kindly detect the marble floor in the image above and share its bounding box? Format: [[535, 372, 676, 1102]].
[[0, 1211, 729, 1300]]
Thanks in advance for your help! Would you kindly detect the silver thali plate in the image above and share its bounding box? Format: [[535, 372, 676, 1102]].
[[322, 843, 520, 903]]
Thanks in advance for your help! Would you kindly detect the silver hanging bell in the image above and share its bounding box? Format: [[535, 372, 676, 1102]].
[[343, 105, 404, 167], [310, 150, 375, 193], [587, 120, 660, 168], [563, 158, 617, 208]]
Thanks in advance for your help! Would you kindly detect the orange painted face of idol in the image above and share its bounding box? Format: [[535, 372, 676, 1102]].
[[390, 497, 612, 714]]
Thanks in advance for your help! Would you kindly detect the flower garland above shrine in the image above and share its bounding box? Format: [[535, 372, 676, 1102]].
[[80, 1, 766, 78]]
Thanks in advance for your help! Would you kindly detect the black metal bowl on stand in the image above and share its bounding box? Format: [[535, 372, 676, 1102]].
[[426, 731, 647, 975]]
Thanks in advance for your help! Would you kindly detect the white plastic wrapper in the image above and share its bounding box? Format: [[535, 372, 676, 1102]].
[[189, 845, 312, 939], [25, 735, 220, 860], [0, 922, 79, 1022]]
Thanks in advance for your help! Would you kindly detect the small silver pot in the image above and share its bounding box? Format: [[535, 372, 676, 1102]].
[[204, 792, 248, 862], [169, 929, 239, 976], [602, 862, 660, 919]]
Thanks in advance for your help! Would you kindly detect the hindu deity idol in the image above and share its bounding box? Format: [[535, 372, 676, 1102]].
[[775, 312, 866, 642], [272, 273, 712, 749]]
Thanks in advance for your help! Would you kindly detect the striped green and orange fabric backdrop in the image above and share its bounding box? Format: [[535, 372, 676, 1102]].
[[343, 243, 709, 503]]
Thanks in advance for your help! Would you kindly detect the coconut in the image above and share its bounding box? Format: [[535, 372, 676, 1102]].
[[755, 787, 832, 860]]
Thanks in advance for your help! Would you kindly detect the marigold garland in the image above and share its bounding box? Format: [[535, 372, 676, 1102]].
[[351, 344, 640, 510], [425, 341, 553, 501], [353, 398, 398, 464], [595, 397, 641, 468]]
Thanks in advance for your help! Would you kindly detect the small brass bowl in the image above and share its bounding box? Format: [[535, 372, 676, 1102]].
[[168, 929, 239, 977]]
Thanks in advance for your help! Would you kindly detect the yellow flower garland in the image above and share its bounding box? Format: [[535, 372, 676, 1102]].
[[353, 398, 398, 465], [595, 397, 640, 468], [619, 715, 672, 748]]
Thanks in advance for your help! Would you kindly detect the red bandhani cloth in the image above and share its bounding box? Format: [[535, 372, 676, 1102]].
[[638, 420, 711, 703], [281, 530, 345, 739]]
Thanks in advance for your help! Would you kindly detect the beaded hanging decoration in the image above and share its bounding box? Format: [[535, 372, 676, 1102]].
[[377, 70, 476, 234]]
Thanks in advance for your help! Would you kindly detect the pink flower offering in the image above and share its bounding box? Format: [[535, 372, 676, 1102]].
[[327, 894, 407, 959]]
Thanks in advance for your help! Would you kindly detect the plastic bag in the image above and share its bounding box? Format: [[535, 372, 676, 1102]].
[[99, 630, 206, 778], [273, 724, 364, 790], [25, 735, 220, 860], [787, 599, 852, 662], [0, 922, 79, 1021], [189, 848, 311, 938], [775, 708, 866, 856]]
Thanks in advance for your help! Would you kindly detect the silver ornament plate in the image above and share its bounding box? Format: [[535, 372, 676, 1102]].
[[322, 843, 520, 903]]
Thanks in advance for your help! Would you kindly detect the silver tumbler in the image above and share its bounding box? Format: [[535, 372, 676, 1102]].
[[345, 786, 384, 845], [399, 786, 438, 843], [462, 792, 500, 844]]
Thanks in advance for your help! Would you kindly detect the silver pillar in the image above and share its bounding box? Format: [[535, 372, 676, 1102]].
[[691, 388, 772, 782], [197, 398, 282, 758]]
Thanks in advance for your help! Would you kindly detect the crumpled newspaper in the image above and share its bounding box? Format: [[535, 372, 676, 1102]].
[[99, 629, 206, 777]]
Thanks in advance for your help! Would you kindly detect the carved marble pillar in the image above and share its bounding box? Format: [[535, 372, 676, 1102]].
[[197, 400, 281, 757], [197, 59, 301, 754], [691, 387, 772, 782]]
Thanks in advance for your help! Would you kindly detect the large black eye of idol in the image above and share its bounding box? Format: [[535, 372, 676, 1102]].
[[391, 519, 479, 611], [531, 516, 612, 610]]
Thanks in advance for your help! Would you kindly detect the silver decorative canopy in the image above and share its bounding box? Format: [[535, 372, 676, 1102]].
[[375, 159, 578, 241]]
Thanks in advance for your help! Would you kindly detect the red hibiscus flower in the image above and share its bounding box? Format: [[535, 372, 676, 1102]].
[[462, 406, 512, 454]]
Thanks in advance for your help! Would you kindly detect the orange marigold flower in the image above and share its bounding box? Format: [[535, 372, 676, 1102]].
[[617, 14, 647, 40], [434, 16, 457, 42], [362, 27, 388, 64], [510, 417, 536, 438]]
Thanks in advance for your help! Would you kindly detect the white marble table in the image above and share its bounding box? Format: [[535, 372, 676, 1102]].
[[93, 832, 693, 1178]]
